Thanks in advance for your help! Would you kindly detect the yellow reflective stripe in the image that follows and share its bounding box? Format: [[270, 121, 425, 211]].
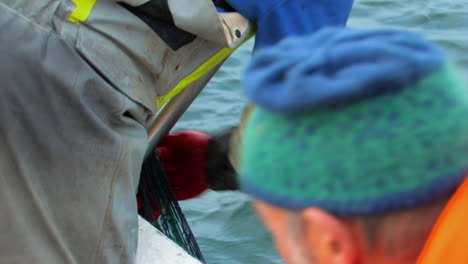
[[156, 31, 255, 108], [156, 48, 233, 108], [68, 0, 97, 23]]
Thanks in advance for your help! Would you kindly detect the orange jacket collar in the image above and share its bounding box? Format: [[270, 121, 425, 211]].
[[417, 177, 468, 264]]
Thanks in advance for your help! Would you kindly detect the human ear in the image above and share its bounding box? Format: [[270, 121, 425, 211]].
[[301, 208, 358, 264]]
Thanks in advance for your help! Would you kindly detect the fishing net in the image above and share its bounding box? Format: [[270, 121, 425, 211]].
[[138, 151, 205, 263]]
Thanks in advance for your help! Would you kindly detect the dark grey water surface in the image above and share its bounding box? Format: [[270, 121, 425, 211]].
[[174, 1, 468, 263]]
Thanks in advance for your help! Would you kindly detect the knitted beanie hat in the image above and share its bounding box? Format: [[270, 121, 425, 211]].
[[240, 28, 468, 215]]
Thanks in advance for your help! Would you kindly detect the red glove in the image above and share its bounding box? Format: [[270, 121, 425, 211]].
[[156, 130, 211, 200]]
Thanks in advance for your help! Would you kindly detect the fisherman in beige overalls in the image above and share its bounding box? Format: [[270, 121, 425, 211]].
[[0, 0, 353, 263], [0, 1, 252, 263]]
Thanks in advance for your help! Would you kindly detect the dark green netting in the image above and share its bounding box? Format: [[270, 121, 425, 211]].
[[138, 151, 205, 263]]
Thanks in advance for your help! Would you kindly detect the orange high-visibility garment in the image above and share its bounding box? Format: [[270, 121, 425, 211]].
[[417, 176, 468, 264]]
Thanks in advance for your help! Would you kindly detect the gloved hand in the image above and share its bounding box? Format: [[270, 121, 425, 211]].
[[137, 129, 238, 219], [156, 131, 212, 200]]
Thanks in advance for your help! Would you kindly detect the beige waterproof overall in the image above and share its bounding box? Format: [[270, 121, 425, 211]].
[[0, 0, 252, 263]]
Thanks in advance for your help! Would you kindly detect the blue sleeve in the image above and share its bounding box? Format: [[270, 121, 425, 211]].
[[225, 0, 354, 50], [222, 0, 267, 21]]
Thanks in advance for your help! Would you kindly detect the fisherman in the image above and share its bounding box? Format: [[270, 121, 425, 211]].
[[0, 1, 250, 263], [238, 28, 468, 264], [0, 1, 353, 264]]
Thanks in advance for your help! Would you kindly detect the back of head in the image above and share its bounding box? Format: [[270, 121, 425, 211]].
[[239, 27, 468, 261], [354, 194, 450, 259]]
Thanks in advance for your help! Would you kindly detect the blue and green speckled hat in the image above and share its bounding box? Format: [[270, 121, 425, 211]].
[[240, 28, 468, 215]]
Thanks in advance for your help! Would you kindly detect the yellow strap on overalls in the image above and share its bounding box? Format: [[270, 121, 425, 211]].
[[155, 30, 256, 108], [68, 0, 97, 23], [155, 47, 234, 108]]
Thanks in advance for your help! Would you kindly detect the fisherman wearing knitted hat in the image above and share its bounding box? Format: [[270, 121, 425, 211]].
[[240, 28, 468, 264]]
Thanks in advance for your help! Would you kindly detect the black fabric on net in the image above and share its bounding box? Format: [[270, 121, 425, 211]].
[[138, 151, 205, 263]]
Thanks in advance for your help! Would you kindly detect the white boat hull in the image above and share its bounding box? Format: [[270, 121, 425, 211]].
[[137, 216, 202, 264]]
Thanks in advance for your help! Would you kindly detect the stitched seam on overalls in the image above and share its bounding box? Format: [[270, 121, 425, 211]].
[[0, 1, 54, 33], [91, 132, 125, 264]]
